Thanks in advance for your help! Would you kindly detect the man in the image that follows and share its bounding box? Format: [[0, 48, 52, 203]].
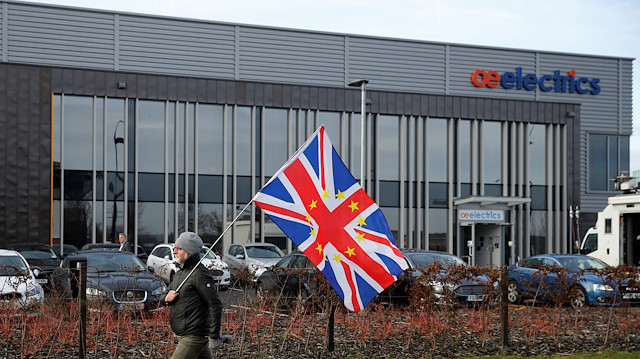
[[118, 233, 133, 252], [164, 232, 223, 358]]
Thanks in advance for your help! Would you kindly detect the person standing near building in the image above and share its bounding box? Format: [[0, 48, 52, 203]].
[[164, 232, 224, 358], [118, 233, 133, 252]]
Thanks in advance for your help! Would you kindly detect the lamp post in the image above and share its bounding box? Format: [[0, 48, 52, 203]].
[[348, 79, 369, 192]]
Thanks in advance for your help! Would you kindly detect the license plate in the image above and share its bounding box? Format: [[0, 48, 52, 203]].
[[36, 278, 48, 284], [623, 293, 640, 299], [467, 295, 485, 302]]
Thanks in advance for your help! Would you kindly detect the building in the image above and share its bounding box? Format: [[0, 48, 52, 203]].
[[0, 1, 633, 265]]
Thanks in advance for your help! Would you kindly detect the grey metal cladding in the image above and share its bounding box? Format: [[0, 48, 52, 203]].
[[448, 46, 535, 99], [238, 27, 344, 86], [348, 37, 445, 93], [119, 15, 235, 78], [7, 4, 114, 68]]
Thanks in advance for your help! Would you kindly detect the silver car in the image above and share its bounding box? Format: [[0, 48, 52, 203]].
[[146, 244, 230, 290], [222, 243, 284, 281], [0, 249, 45, 308]]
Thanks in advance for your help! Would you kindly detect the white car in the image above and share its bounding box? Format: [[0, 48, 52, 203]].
[[222, 243, 284, 281], [0, 249, 45, 308], [146, 244, 230, 290]]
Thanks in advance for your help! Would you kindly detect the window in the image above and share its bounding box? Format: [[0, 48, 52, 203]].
[[589, 134, 630, 191], [605, 218, 612, 234], [582, 233, 598, 254]]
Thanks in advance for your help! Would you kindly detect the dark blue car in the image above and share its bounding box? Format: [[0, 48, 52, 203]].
[[507, 254, 640, 308]]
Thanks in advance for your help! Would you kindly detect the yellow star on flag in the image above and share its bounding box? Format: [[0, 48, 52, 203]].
[[335, 190, 345, 200], [316, 243, 323, 254], [333, 254, 342, 262], [348, 200, 359, 212], [355, 232, 365, 242], [322, 190, 330, 199], [310, 228, 317, 237], [357, 216, 367, 226], [308, 200, 317, 210], [344, 247, 356, 257], [305, 215, 311, 223]]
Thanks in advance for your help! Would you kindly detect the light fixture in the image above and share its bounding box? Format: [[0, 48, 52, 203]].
[[348, 79, 369, 192]]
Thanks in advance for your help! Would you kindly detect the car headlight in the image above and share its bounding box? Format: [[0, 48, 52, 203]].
[[593, 283, 614, 292], [86, 288, 109, 297], [151, 284, 167, 296]]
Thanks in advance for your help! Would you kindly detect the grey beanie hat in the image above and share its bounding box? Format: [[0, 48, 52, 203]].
[[175, 231, 203, 256]]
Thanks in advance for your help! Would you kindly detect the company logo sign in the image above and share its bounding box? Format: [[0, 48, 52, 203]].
[[471, 67, 601, 95], [458, 209, 505, 223]]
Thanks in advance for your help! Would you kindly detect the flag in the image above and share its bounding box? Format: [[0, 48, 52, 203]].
[[253, 126, 408, 312]]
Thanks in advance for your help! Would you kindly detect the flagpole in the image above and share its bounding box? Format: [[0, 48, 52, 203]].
[[175, 200, 253, 292]]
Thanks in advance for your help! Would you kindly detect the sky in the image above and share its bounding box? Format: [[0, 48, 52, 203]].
[[30, 0, 640, 173]]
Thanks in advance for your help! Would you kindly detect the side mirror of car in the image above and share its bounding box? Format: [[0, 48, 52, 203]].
[[235, 254, 245, 260], [32, 268, 42, 277], [148, 266, 155, 274]]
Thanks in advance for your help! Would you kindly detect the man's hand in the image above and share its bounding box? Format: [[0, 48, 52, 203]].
[[164, 290, 179, 303], [209, 337, 222, 353]]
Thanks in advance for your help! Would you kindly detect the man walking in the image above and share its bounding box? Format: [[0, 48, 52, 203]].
[[164, 232, 223, 358]]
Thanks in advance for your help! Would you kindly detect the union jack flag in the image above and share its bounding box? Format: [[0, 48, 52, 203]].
[[253, 126, 408, 312]]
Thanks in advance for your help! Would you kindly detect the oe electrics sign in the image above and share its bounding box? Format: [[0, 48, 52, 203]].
[[458, 209, 505, 223], [471, 67, 601, 95]]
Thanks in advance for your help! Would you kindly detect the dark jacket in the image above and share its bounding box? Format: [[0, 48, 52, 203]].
[[119, 240, 134, 253], [165, 254, 222, 339]]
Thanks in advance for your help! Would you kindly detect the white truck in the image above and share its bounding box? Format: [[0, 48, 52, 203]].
[[580, 175, 640, 267]]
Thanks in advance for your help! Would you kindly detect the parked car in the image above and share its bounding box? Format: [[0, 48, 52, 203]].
[[0, 249, 45, 308], [507, 254, 640, 308], [378, 249, 495, 306], [10, 243, 61, 291], [223, 243, 284, 281], [54, 250, 166, 311], [52, 243, 79, 259], [255, 251, 318, 300], [80, 242, 149, 263], [146, 244, 230, 290]]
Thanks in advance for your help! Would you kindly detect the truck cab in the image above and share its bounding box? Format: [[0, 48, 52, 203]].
[[580, 175, 640, 267]]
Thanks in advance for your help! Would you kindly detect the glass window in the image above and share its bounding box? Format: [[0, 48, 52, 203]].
[[428, 118, 447, 182], [138, 173, 164, 202], [138, 202, 165, 250], [198, 175, 223, 203], [319, 111, 342, 154], [263, 108, 288, 175], [380, 207, 399, 244], [53, 95, 61, 163], [236, 106, 252, 176], [63, 96, 94, 170], [529, 124, 546, 185], [379, 181, 399, 207], [483, 121, 501, 184], [605, 218, 612, 234], [350, 113, 362, 179], [106, 98, 126, 172], [429, 182, 448, 208], [378, 115, 400, 181], [530, 210, 547, 254], [176, 102, 185, 173], [198, 104, 224, 175], [608, 137, 618, 191], [428, 208, 447, 251], [137, 100, 165, 173], [457, 120, 471, 182], [530, 185, 547, 210], [198, 203, 224, 250], [589, 134, 607, 191], [167, 102, 176, 173], [64, 200, 92, 248]]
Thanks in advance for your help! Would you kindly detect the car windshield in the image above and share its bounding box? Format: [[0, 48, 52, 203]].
[[16, 247, 58, 260], [200, 247, 218, 259], [556, 256, 609, 271], [246, 246, 284, 258], [0, 256, 29, 276], [407, 253, 466, 268], [79, 253, 147, 273]]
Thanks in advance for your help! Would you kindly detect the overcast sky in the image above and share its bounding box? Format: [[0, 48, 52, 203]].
[[30, 0, 640, 172]]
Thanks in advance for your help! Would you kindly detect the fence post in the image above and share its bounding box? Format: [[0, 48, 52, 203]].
[[324, 301, 335, 352], [501, 265, 509, 347], [78, 261, 87, 359]]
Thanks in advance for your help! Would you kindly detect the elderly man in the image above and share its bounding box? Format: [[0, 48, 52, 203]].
[[164, 232, 223, 358], [118, 233, 133, 252]]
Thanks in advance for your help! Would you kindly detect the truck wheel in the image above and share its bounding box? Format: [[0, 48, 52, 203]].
[[507, 280, 521, 304], [570, 286, 587, 308]]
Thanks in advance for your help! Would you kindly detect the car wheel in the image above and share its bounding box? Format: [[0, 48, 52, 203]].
[[507, 280, 521, 304], [570, 286, 587, 308]]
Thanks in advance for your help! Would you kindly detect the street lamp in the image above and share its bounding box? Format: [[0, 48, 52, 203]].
[[348, 79, 369, 192]]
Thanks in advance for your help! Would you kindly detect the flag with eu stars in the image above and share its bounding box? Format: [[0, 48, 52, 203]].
[[252, 126, 408, 312]]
